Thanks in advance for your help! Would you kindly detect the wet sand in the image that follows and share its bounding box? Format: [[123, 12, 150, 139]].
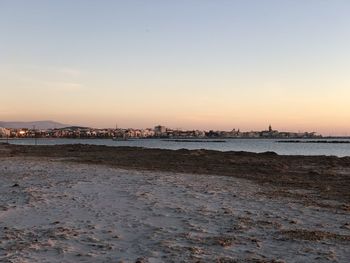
[[0, 144, 350, 262]]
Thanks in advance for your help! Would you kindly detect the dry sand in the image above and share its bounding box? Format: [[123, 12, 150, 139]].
[[0, 156, 349, 262]]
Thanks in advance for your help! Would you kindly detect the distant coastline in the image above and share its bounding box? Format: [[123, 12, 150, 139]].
[[1, 122, 324, 140], [278, 140, 350, 144]]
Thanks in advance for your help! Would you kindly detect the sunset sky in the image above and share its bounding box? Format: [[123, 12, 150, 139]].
[[1, 1, 350, 135]]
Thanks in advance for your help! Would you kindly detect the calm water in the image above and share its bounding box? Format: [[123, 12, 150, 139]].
[[2, 138, 350, 157]]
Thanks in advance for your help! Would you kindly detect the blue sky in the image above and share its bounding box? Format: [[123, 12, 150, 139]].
[[1, 1, 350, 134]]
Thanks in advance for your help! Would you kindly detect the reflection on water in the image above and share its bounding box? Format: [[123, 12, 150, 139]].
[[2, 138, 350, 157]]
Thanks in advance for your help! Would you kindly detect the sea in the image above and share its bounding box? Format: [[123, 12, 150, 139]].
[[2, 138, 350, 157]]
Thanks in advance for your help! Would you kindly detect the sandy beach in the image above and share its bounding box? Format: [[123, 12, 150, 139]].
[[0, 144, 350, 262]]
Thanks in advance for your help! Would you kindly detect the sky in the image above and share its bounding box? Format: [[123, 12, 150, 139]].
[[1, 1, 350, 135]]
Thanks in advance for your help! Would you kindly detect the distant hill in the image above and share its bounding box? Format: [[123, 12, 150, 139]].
[[61, 126, 91, 130], [0, 121, 70, 130]]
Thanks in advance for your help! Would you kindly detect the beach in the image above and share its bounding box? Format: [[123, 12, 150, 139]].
[[0, 144, 349, 262]]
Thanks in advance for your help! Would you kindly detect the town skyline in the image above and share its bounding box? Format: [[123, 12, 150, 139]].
[[0, 119, 331, 137], [1, 122, 322, 140], [0, 118, 348, 136]]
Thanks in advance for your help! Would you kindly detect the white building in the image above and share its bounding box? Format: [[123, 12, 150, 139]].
[[0, 127, 10, 138]]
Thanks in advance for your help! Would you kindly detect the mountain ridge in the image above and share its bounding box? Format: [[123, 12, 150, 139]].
[[0, 120, 70, 129]]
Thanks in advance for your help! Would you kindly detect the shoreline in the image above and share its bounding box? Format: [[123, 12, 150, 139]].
[[2, 138, 350, 158], [2, 137, 350, 140], [277, 140, 350, 144], [1, 143, 350, 204]]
